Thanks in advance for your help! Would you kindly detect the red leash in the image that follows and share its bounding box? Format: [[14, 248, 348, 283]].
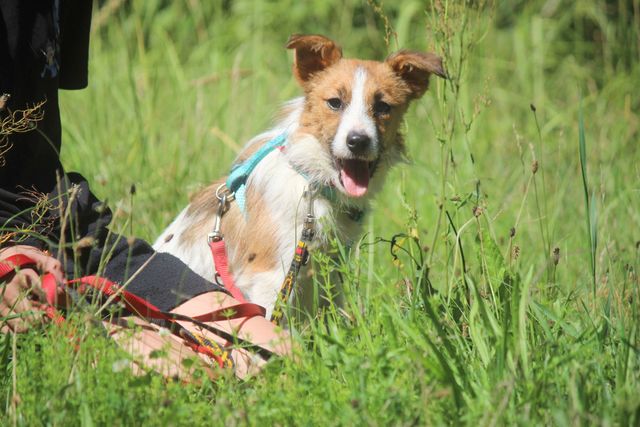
[[0, 253, 64, 324], [0, 254, 268, 366], [208, 240, 247, 303], [207, 189, 249, 304]]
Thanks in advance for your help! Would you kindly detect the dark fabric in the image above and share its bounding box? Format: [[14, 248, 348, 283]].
[[0, 0, 69, 190], [58, 0, 93, 90], [0, 1, 221, 311]]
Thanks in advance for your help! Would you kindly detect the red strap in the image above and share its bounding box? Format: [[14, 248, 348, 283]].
[[0, 253, 268, 363], [0, 254, 37, 276], [1, 255, 64, 323], [69, 276, 167, 318], [1, 254, 60, 307], [44, 304, 65, 325], [69, 275, 264, 322], [189, 302, 265, 322], [208, 240, 247, 303], [1, 254, 264, 324], [41, 273, 59, 306]]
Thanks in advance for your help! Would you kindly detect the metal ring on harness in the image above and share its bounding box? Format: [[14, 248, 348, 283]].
[[215, 183, 235, 202]]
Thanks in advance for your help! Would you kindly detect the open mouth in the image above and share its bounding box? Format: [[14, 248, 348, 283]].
[[337, 158, 375, 197]]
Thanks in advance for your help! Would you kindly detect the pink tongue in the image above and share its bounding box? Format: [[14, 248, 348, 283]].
[[340, 160, 370, 197]]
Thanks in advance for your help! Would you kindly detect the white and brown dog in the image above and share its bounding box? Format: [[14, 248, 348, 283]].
[[154, 34, 445, 317]]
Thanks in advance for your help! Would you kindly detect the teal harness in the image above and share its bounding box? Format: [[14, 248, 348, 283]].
[[226, 133, 287, 213], [225, 133, 365, 222]]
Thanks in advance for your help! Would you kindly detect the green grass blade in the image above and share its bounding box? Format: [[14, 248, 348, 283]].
[[578, 100, 597, 296]]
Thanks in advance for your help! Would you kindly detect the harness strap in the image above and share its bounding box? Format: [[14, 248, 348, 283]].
[[226, 133, 287, 214], [270, 187, 316, 324]]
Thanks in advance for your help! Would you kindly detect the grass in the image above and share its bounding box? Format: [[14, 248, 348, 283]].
[[2, 0, 640, 424]]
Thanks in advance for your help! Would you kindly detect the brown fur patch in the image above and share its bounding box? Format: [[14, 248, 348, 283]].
[[385, 50, 446, 99], [181, 178, 279, 275], [223, 185, 280, 273], [286, 34, 343, 85]]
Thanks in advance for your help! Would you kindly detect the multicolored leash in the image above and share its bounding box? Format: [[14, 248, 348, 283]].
[[270, 186, 317, 324]]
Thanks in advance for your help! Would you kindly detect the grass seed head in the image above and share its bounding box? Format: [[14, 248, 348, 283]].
[[74, 236, 95, 251]]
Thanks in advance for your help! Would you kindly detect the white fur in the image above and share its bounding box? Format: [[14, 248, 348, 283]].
[[332, 67, 378, 161], [239, 270, 289, 316], [154, 207, 216, 281]]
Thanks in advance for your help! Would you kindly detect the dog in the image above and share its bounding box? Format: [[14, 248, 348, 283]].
[[154, 34, 445, 318]]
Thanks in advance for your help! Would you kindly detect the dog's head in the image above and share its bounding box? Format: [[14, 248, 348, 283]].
[[286, 34, 445, 199]]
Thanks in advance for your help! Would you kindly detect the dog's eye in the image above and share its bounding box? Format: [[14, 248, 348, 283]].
[[326, 98, 343, 111], [374, 101, 391, 116]]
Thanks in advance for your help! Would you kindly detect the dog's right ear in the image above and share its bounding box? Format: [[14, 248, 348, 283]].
[[286, 34, 342, 85]]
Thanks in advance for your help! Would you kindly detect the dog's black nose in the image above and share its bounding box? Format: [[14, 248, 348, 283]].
[[346, 131, 370, 154]]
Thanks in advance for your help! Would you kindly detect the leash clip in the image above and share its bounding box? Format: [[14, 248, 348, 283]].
[[302, 185, 317, 242], [208, 193, 228, 243]]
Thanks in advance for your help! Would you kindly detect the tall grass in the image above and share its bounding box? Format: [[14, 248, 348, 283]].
[[579, 101, 598, 297], [2, 0, 640, 424]]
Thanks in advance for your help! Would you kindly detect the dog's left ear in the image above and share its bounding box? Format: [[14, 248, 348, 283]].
[[286, 34, 343, 85], [386, 51, 446, 99]]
